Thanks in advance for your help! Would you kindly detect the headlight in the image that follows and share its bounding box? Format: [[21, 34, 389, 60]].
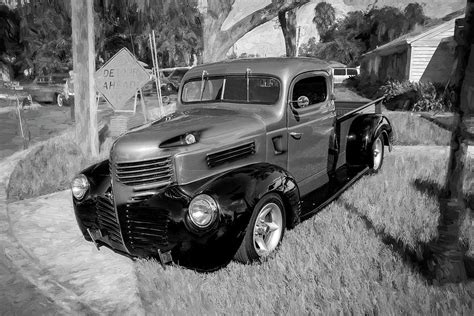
[[188, 194, 218, 228], [71, 174, 89, 200]]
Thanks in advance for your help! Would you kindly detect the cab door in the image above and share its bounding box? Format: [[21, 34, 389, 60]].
[[287, 72, 335, 196]]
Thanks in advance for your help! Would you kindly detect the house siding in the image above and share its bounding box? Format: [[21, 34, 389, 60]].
[[409, 46, 438, 81]]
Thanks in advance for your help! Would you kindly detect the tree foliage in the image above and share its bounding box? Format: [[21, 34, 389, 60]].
[[96, 0, 202, 68], [13, 1, 72, 76], [313, 1, 336, 42], [5, 0, 202, 77], [301, 2, 430, 66]]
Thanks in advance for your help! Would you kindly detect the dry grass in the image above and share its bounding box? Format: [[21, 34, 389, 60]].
[[384, 111, 451, 146], [134, 147, 474, 314]]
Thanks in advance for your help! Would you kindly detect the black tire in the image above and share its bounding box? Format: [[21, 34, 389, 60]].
[[234, 193, 286, 263], [368, 133, 384, 173]]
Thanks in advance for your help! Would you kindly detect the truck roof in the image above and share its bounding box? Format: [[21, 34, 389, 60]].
[[183, 57, 332, 81]]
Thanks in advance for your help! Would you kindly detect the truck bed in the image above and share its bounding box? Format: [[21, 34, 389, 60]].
[[333, 86, 383, 118]]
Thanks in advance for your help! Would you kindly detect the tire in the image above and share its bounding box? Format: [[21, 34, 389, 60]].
[[234, 193, 286, 263], [56, 93, 64, 107], [368, 133, 384, 173]]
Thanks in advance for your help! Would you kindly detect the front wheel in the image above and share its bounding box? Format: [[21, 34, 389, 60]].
[[234, 193, 286, 263], [369, 133, 384, 173]]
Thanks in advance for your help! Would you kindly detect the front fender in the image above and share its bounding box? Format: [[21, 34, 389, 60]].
[[190, 163, 301, 231], [76, 159, 110, 199], [346, 114, 393, 166]]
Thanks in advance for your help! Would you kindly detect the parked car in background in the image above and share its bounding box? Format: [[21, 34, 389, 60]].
[[22, 73, 70, 106], [141, 66, 191, 97], [332, 67, 360, 84]]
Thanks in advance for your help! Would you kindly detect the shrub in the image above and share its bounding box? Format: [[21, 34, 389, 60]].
[[381, 80, 453, 112], [6, 130, 114, 202], [6, 132, 87, 201]]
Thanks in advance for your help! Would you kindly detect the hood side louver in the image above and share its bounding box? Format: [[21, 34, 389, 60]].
[[206, 142, 256, 168]]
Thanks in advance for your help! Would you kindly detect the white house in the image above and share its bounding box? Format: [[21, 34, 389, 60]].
[[361, 12, 464, 84]]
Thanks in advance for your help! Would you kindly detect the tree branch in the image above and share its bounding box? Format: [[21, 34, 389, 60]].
[[225, 0, 309, 45]]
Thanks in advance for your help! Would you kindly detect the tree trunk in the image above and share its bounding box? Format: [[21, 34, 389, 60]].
[[429, 0, 473, 284], [71, 0, 99, 157], [278, 10, 297, 57], [201, 0, 310, 63]]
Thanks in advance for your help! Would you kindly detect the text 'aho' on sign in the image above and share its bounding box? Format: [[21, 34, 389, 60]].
[[95, 48, 151, 110]]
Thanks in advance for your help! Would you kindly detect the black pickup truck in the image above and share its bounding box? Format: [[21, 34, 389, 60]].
[[71, 58, 393, 269]]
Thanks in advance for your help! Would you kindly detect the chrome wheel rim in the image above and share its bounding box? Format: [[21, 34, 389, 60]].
[[373, 137, 383, 170], [252, 202, 283, 257], [57, 94, 63, 107]]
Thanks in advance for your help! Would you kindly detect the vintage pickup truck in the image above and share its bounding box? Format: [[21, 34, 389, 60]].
[[72, 58, 393, 269]]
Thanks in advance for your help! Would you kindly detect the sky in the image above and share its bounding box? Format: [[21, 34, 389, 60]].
[[224, 0, 467, 57]]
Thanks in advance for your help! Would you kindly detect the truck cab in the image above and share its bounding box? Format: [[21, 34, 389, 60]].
[[72, 58, 393, 270]]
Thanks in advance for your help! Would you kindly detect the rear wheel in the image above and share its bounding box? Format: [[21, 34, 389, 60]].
[[369, 133, 384, 173], [234, 193, 286, 263]]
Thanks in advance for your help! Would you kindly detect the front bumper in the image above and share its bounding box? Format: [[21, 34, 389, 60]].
[[73, 179, 247, 270]]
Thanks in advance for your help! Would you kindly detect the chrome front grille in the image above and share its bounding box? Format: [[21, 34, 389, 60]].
[[113, 156, 173, 189], [206, 142, 256, 168], [96, 196, 122, 244], [123, 206, 169, 251]]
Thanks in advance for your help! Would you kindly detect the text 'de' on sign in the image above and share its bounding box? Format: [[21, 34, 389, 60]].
[[95, 48, 151, 110]]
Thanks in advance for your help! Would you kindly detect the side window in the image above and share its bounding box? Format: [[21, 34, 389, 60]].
[[347, 68, 358, 76], [333, 68, 345, 76], [292, 76, 327, 107]]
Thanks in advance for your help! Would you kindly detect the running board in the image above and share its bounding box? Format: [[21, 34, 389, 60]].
[[301, 166, 369, 220]]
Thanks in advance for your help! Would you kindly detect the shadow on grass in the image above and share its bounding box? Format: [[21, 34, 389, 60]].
[[340, 199, 432, 279], [342, 178, 474, 281], [412, 179, 474, 279]]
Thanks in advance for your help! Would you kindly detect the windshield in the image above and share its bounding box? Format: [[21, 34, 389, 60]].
[[181, 75, 280, 104]]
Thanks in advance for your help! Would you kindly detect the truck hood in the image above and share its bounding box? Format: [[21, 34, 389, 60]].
[[111, 108, 266, 162]]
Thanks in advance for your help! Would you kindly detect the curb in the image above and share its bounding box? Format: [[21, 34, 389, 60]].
[[0, 140, 99, 314], [1, 136, 145, 314]]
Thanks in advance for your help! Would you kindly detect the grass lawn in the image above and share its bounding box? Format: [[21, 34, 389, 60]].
[[134, 146, 473, 315], [384, 111, 452, 146]]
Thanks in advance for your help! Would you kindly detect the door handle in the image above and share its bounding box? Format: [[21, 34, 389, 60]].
[[289, 132, 303, 140]]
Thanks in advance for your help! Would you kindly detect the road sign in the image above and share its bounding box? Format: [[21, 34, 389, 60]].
[[95, 48, 151, 110]]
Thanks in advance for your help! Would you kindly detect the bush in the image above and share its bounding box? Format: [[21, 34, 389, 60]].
[[6, 132, 88, 201], [381, 80, 453, 112], [6, 130, 114, 202]]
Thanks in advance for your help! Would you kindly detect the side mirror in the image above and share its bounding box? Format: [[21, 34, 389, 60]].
[[296, 96, 309, 108], [330, 93, 336, 101]]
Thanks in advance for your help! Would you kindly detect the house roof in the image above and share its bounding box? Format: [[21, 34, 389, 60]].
[[363, 10, 464, 57]]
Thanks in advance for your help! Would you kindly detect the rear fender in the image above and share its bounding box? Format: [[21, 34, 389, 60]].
[[346, 114, 393, 166]]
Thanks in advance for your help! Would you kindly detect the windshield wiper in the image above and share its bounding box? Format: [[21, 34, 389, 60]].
[[200, 70, 208, 101], [246, 68, 251, 103]]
